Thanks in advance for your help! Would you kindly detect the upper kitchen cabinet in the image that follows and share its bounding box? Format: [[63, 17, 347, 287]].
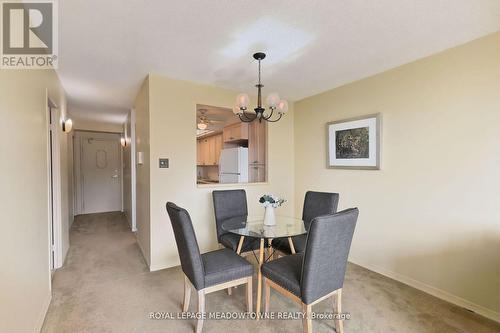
[[197, 137, 209, 166], [197, 139, 203, 165], [248, 120, 267, 165], [223, 122, 248, 143], [197, 133, 222, 166], [211, 134, 223, 165]]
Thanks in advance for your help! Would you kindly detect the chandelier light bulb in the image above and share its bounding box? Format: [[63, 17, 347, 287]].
[[236, 93, 249, 110], [197, 122, 208, 130], [277, 100, 289, 114], [266, 93, 280, 109], [232, 104, 242, 115]]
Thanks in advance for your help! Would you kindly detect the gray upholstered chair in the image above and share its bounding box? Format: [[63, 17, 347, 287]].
[[272, 191, 339, 254], [166, 202, 254, 333], [262, 208, 358, 333], [212, 189, 263, 254]]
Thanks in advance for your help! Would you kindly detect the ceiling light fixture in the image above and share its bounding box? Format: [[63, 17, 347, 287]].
[[197, 122, 208, 130], [233, 52, 288, 123]]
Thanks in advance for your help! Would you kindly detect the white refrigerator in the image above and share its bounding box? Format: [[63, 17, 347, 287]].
[[219, 147, 248, 183]]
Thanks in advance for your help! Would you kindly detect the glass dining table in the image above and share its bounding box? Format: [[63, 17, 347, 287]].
[[221, 215, 307, 315]]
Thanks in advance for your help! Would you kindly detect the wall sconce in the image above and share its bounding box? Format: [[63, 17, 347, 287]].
[[120, 136, 128, 147], [62, 118, 73, 133]]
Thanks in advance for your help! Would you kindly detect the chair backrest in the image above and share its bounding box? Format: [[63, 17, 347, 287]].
[[212, 190, 248, 242], [302, 191, 340, 230], [300, 208, 358, 304], [166, 202, 205, 290]]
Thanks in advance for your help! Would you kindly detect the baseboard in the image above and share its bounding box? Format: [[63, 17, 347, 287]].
[[34, 292, 52, 333], [149, 259, 180, 272], [60, 243, 70, 268], [135, 234, 151, 270], [349, 259, 500, 323]]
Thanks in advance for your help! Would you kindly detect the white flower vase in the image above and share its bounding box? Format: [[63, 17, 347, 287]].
[[264, 206, 276, 226]]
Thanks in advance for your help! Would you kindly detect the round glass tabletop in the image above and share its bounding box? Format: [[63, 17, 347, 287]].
[[221, 215, 306, 239]]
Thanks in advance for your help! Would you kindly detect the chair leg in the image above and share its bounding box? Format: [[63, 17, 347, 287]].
[[246, 277, 253, 312], [196, 290, 205, 333], [183, 275, 191, 312], [302, 303, 312, 333], [231, 236, 245, 297], [333, 289, 343, 333], [264, 278, 270, 313], [256, 238, 265, 318]]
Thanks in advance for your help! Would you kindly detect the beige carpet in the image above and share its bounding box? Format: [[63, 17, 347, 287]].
[[41, 212, 500, 333]]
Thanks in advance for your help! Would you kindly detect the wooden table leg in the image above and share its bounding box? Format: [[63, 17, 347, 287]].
[[228, 236, 246, 295], [236, 236, 245, 255], [288, 237, 296, 254], [267, 238, 273, 260], [256, 238, 265, 318]]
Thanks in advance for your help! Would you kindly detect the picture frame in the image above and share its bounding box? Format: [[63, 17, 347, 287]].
[[326, 113, 381, 170]]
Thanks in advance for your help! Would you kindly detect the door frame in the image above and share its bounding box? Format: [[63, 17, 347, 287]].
[[46, 94, 63, 271], [129, 109, 137, 231], [73, 130, 123, 215]]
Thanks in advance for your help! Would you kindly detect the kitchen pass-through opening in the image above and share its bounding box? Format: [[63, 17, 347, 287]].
[[195, 104, 267, 186]]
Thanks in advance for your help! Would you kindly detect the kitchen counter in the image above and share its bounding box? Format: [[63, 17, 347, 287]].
[[197, 179, 219, 185]]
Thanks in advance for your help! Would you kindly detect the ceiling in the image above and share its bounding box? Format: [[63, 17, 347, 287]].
[[58, 0, 500, 124]]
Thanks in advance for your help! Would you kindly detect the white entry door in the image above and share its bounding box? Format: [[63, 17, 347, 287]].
[[80, 133, 122, 214]]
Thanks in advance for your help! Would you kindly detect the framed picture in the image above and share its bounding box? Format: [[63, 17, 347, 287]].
[[326, 113, 381, 169]]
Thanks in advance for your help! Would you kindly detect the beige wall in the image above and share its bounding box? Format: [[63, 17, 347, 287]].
[[294, 32, 500, 321], [134, 78, 151, 266], [144, 74, 295, 271], [0, 69, 67, 332], [71, 116, 123, 133]]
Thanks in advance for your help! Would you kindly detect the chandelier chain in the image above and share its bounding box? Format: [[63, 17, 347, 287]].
[[258, 59, 261, 86]]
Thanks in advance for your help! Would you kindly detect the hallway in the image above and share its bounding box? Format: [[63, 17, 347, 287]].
[[41, 213, 500, 333], [41, 212, 150, 332]]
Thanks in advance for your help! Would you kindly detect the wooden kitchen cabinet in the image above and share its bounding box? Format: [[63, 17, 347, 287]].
[[213, 134, 222, 165], [197, 133, 223, 166], [201, 138, 210, 165], [248, 120, 267, 165], [223, 122, 248, 143], [197, 140, 203, 165], [248, 121, 266, 182], [208, 137, 215, 164], [249, 164, 266, 183]]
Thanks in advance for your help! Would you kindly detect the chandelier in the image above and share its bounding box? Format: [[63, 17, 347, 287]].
[[233, 52, 288, 123]]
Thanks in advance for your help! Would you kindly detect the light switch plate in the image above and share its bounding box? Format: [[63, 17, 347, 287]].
[[159, 158, 169, 168]]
